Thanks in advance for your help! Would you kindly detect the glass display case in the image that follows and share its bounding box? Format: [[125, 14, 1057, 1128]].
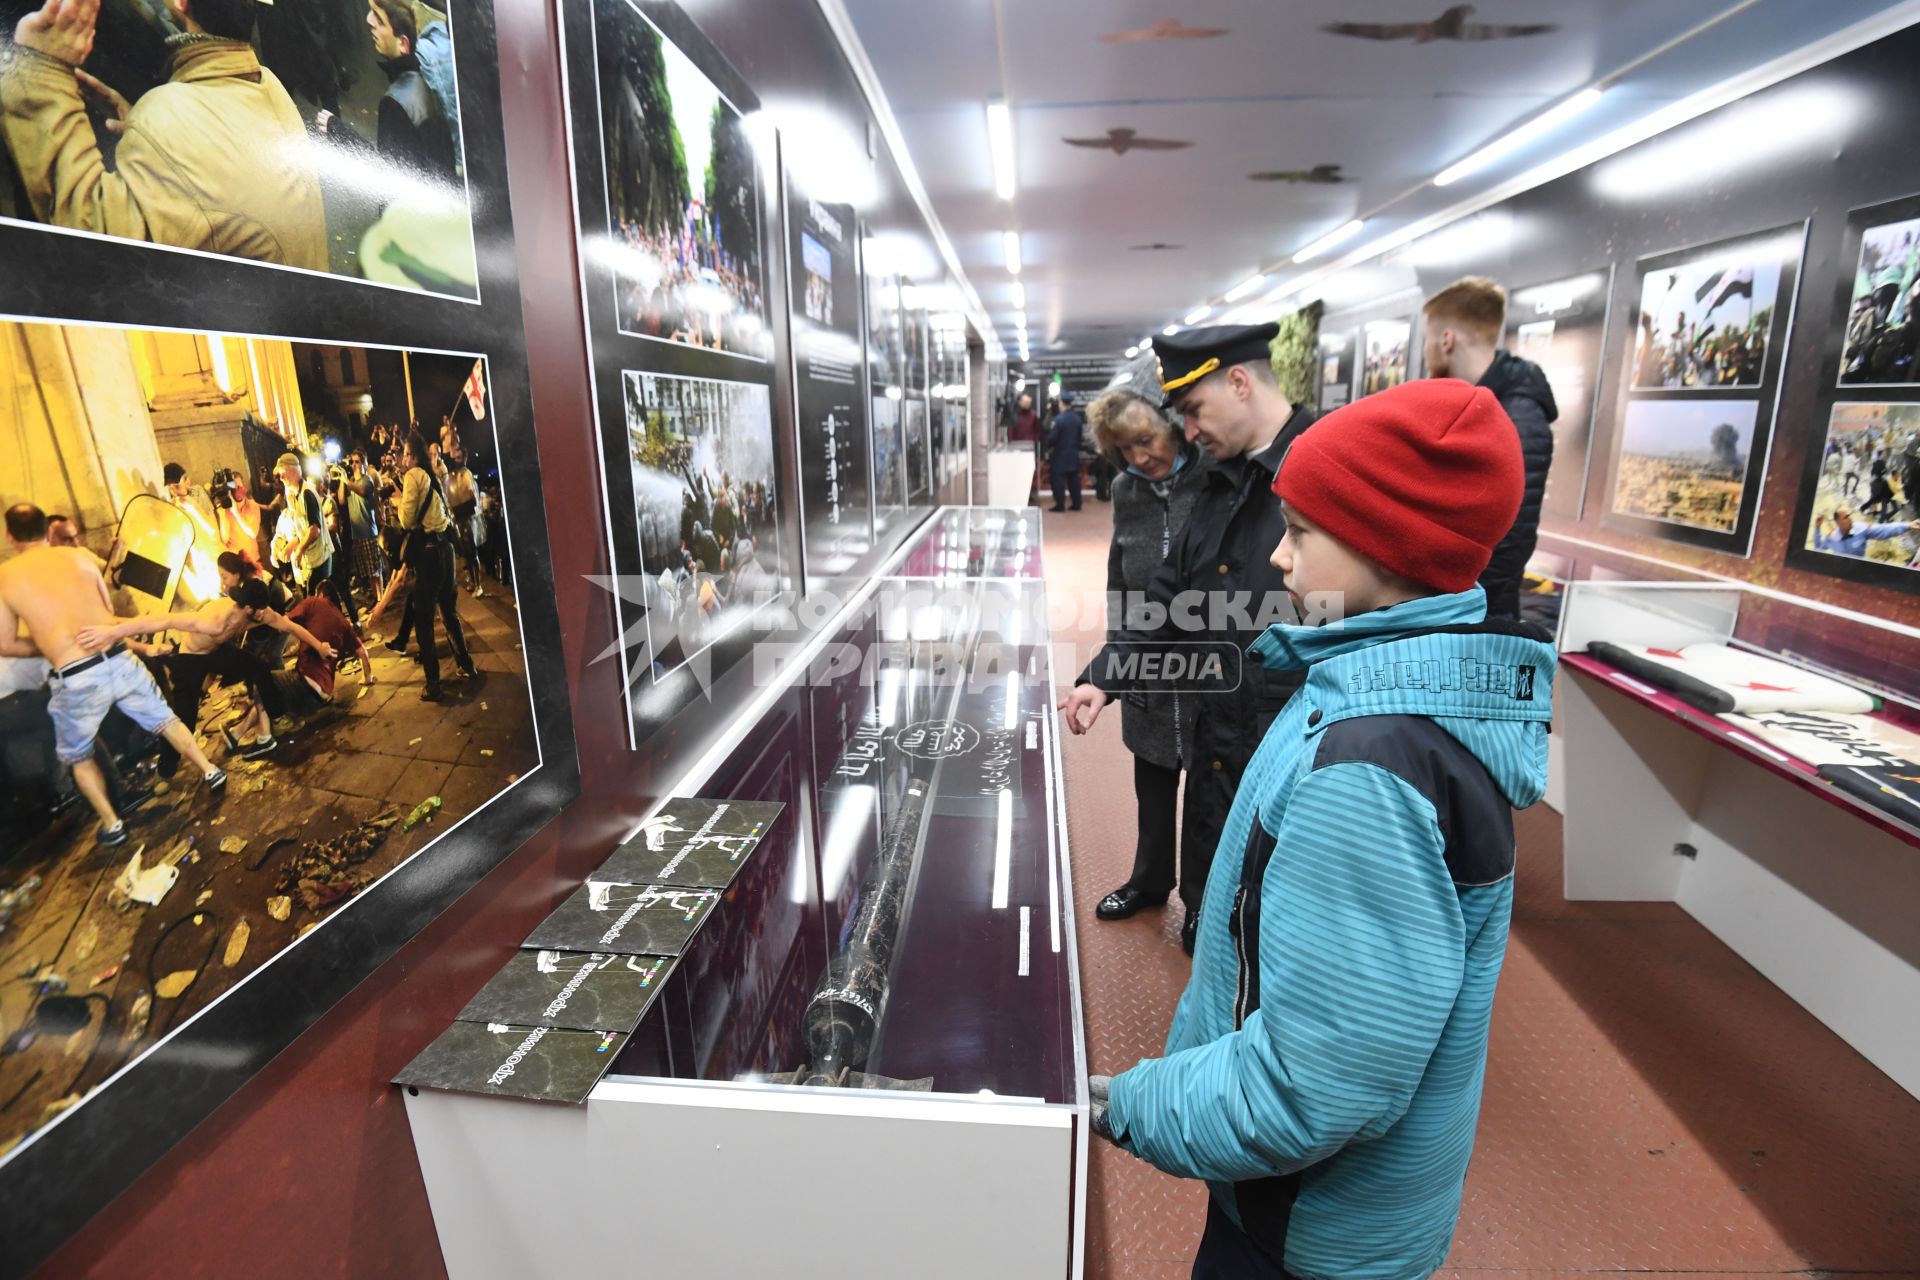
[[1553, 579, 1920, 1102], [404, 509, 1088, 1279]]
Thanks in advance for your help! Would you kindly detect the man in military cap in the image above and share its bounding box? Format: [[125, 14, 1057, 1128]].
[[1058, 323, 1319, 954]]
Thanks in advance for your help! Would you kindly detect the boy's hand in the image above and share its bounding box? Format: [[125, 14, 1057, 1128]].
[[1058, 683, 1109, 735], [1089, 1074, 1118, 1144]]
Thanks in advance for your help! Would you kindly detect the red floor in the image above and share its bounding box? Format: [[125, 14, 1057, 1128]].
[[1040, 501, 1920, 1280]]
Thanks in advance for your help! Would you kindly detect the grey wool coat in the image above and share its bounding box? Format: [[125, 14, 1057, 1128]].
[[1105, 443, 1212, 770]]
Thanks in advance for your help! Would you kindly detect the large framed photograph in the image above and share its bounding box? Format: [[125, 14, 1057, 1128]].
[[1785, 403, 1920, 593], [0, 314, 572, 1269], [0, 0, 478, 299], [1836, 195, 1920, 388], [1361, 318, 1410, 395], [623, 370, 786, 676], [560, 0, 796, 743], [590, 0, 770, 359], [1505, 269, 1614, 523], [1605, 223, 1805, 555]]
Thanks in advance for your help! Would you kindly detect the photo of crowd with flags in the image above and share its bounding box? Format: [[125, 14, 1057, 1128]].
[[1806, 403, 1920, 572], [594, 0, 771, 358], [624, 371, 782, 677], [1840, 215, 1920, 386], [1631, 250, 1782, 390]]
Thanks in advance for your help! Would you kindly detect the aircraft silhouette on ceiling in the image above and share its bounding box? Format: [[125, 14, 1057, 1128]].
[[1323, 5, 1557, 43]]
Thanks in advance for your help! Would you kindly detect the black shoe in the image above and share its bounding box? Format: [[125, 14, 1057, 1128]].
[[1095, 885, 1169, 921], [221, 727, 241, 755], [97, 821, 129, 848], [241, 736, 277, 759], [1180, 913, 1198, 956], [420, 687, 447, 703], [1070, 504, 1082, 511], [1049, 505, 1065, 513], [456, 658, 478, 680], [204, 768, 228, 792], [382, 641, 407, 657]]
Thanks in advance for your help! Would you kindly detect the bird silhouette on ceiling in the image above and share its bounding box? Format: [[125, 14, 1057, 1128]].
[[1101, 18, 1228, 42], [1249, 163, 1346, 184], [1323, 5, 1557, 42], [1064, 128, 1193, 155], [1130, 243, 1182, 251]]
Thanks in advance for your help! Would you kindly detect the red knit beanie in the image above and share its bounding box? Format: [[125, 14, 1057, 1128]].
[[1273, 379, 1523, 594]]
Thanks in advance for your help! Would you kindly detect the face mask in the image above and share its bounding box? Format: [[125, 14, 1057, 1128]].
[[1126, 450, 1188, 481]]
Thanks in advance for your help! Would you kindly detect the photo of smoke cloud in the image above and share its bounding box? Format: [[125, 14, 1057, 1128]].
[[624, 371, 782, 677], [1609, 398, 1761, 532], [0, 318, 539, 1163], [1362, 319, 1409, 395], [593, 0, 770, 358], [1631, 250, 1782, 391], [0, 0, 475, 297], [1804, 403, 1920, 572], [1839, 214, 1920, 386]]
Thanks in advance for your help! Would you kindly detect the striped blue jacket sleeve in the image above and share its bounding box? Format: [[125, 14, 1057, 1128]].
[[1106, 762, 1467, 1182]]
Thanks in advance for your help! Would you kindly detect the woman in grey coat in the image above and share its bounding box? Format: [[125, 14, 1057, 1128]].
[[1086, 389, 1212, 927]]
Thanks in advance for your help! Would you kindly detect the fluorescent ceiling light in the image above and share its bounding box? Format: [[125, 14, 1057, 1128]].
[[986, 100, 1017, 200], [1162, 324, 1179, 336], [1010, 281, 1026, 309], [1590, 84, 1857, 201], [1124, 345, 1139, 358], [1003, 230, 1022, 275], [1012, 309, 1026, 330], [1183, 305, 1213, 325], [1293, 220, 1365, 264], [1434, 87, 1605, 188], [1223, 274, 1267, 303]]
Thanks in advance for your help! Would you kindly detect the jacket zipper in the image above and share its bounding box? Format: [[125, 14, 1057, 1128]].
[[1229, 885, 1250, 1028]]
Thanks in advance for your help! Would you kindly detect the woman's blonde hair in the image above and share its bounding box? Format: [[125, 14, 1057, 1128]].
[[1089, 388, 1176, 461]]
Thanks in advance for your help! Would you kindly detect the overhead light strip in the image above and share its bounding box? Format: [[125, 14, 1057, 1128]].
[[1433, 87, 1606, 187], [986, 100, 1017, 201], [1292, 219, 1365, 264], [1003, 230, 1023, 276]]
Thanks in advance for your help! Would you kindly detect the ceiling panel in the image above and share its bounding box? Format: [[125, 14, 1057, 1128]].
[[840, 0, 1917, 359]]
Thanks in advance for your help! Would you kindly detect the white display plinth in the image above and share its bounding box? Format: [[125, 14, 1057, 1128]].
[[986, 445, 1037, 510], [405, 1079, 1078, 1279]]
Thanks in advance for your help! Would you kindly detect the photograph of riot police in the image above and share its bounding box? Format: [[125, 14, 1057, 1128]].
[[0, 318, 536, 1162], [0, 0, 474, 296], [1057, 323, 1318, 956]]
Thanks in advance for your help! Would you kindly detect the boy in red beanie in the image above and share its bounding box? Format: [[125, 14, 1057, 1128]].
[[1092, 379, 1558, 1280]]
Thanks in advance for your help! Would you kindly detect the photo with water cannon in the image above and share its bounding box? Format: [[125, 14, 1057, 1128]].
[[592, 0, 770, 359], [624, 370, 784, 679], [0, 316, 538, 1164]]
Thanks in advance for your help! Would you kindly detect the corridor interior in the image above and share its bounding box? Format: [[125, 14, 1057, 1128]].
[[1040, 500, 1920, 1280]]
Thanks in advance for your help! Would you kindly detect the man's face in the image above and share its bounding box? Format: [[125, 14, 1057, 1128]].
[[47, 519, 76, 547], [277, 462, 301, 490], [1174, 371, 1251, 459], [1835, 510, 1856, 535], [1017, 395, 1032, 412], [167, 475, 189, 498], [367, 1, 407, 57]]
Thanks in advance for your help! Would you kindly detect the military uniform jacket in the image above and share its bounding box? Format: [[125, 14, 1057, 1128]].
[[1078, 405, 1320, 768]]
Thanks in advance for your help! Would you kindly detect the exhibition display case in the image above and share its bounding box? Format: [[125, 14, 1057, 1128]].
[[1554, 580, 1920, 1098], [403, 508, 1088, 1279]]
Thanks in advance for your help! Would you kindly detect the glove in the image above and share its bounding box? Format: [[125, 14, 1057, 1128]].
[[1089, 1074, 1118, 1144]]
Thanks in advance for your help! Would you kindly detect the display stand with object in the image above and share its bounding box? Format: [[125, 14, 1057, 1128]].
[[1554, 581, 1920, 1099], [398, 509, 1087, 1279]]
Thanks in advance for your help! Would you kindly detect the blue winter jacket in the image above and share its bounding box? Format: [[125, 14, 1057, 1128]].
[[1106, 587, 1557, 1280]]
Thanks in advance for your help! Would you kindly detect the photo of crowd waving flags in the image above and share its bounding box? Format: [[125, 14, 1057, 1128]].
[[1805, 403, 1920, 572], [0, 318, 537, 1163], [593, 0, 770, 359], [1840, 212, 1920, 387], [1631, 251, 1782, 390], [0, 0, 476, 297]]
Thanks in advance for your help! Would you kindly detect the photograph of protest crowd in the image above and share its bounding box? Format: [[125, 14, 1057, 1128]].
[[624, 371, 783, 676], [593, 0, 770, 358], [1803, 403, 1920, 573], [1609, 398, 1761, 533], [0, 0, 475, 297], [1630, 244, 1784, 390], [1839, 212, 1920, 387], [0, 318, 536, 1161], [1363, 319, 1410, 394]]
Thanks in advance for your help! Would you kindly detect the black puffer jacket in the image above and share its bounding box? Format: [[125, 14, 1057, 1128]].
[[1476, 351, 1557, 620]]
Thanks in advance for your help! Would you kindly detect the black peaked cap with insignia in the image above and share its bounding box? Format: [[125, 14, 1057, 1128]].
[[1151, 322, 1280, 408]]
